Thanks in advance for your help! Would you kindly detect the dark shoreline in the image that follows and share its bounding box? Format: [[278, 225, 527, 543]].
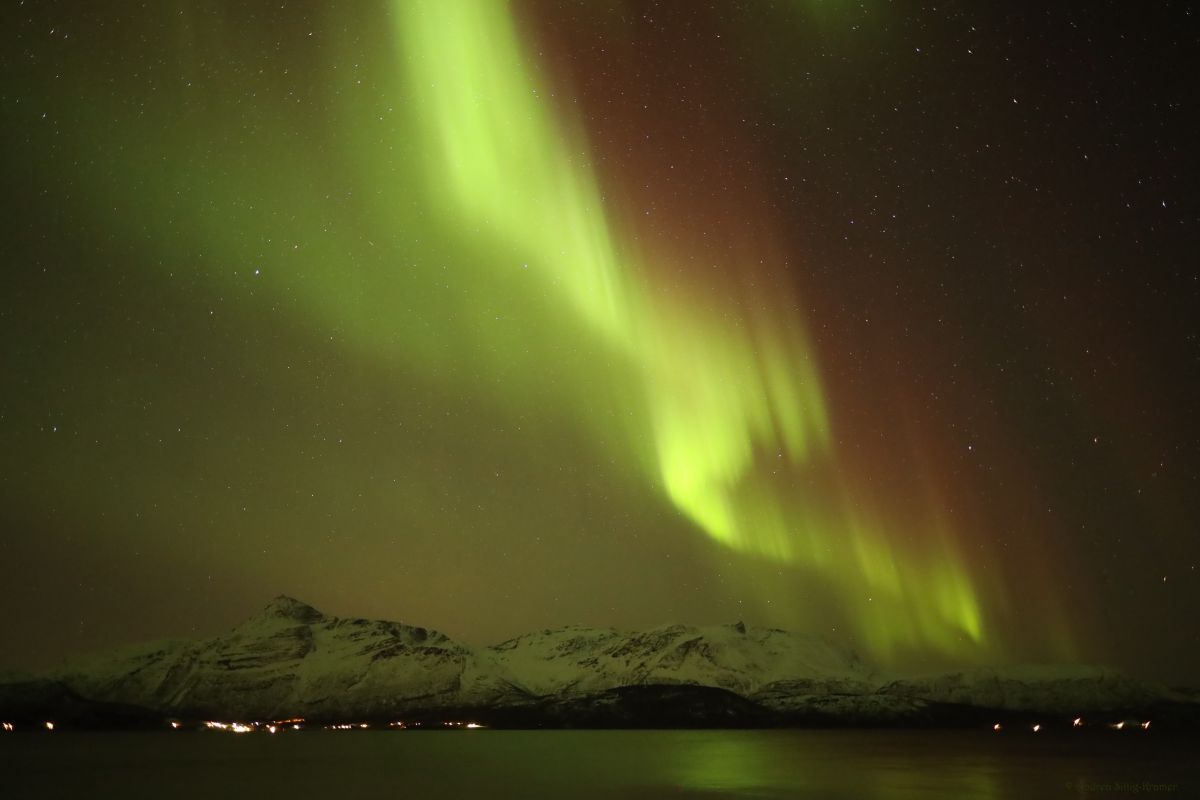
[[4, 680, 1198, 734]]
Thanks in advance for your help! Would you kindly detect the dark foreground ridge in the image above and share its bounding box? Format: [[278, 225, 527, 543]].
[[3, 596, 1197, 731]]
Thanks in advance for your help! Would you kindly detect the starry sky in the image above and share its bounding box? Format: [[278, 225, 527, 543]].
[[1, 1, 1197, 684]]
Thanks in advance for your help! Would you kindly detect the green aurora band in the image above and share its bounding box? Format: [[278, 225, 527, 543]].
[[394, 0, 989, 658]]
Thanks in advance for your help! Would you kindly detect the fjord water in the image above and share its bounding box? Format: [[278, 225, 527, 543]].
[[2, 729, 1195, 799]]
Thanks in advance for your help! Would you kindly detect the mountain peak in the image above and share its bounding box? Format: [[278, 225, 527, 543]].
[[254, 595, 324, 623]]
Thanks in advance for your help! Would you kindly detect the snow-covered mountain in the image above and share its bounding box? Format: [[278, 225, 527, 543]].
[[3, 596, 1189, 726], [48, 596, 483, 719], [486, 620, 870, 698]]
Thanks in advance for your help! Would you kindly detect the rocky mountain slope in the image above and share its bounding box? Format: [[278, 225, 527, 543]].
[[2, 596, 1189, 727]]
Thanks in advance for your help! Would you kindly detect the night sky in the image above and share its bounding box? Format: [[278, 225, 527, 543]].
[[1, 1, 1197, 684]]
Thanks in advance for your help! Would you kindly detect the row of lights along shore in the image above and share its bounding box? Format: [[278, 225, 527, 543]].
[[4, 717, 1154, 733], [196, 719, 484, 733], [992, 718, 1151, 732], [1, 718, 485, 732]]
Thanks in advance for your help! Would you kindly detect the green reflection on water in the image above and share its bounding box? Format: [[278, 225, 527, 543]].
[[665, 731, 1004, 799]]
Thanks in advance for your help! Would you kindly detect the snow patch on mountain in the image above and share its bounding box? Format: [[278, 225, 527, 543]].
[[484, 622, 870, 699]]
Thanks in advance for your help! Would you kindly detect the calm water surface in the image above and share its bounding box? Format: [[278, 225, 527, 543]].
[[2, 729, 1195, 799]]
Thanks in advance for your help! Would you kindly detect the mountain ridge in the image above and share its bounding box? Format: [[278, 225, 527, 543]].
[[3, 596, 1193, 728]]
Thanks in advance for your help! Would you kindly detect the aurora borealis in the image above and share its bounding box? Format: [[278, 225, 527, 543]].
[[1, 2, 1196, 682]]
